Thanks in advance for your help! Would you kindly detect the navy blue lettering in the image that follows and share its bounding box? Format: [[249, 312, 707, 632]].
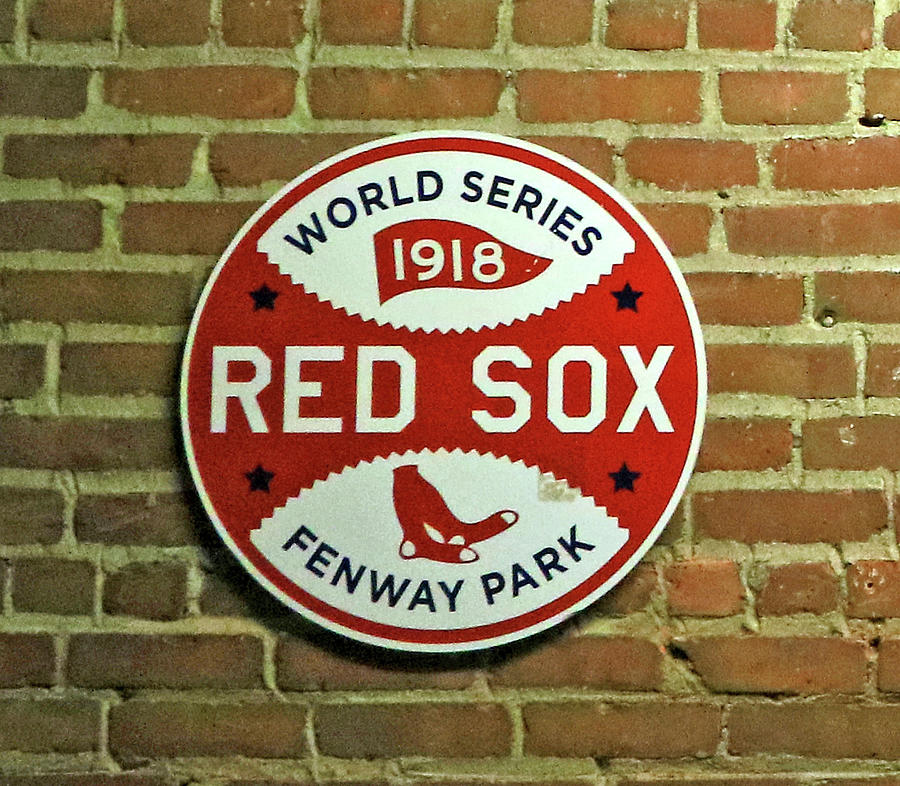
[[537, 197, 559, 227], [305, 540, 338, 578], [557, 525, 595, 562], [550, 206, 583, 241], [512, 184, 543, 219], [511, 562, 540, 596], [282, 525, 317, 551], [389, 176, 414, 206], [481, 571, 504, 605], [329, 556, 366, 593], [460, 170, 484, 202], [572, 225, 602, 256], [358, 182, 388, 216], [326, 197, 357, 228], [370, 570, 411, 606], [438, 579, 464, 612], [408, 580, 437, 612], [487, 175, 515, 209], [417, 170, 443, 201], [533, 546, 567, 581], [283, 213, 327, 254]]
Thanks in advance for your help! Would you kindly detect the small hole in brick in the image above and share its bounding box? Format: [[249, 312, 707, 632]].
[[668, 642, 690, 661], [817, 309, 837, 328], [859, 113, 886, 128], [717, 190, 730, 199], [871, 636, 882, 647]]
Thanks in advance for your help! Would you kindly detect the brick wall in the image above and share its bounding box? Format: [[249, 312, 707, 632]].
[[1, 0, 900, 783]]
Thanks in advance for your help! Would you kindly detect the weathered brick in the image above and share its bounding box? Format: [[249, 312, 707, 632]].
[[0, 67, 89, 117], [316, 703, 512, 758], [720, 71, 848, 124], [109, 700, 308, 759], [636, 203, 711, 256], [277, 637, 477, 690], [75, 493, 197, 547], [517, 70, 701, 123], [867, 345, 900, 397], [773, 137, 900, 190], [0, 271, 194, 325], [309, 68, 503, 119], [12, 557, 95, 615], [320, 0, 402, 44], [30, 0, 112, 40], [103, 561, 188, 620], [620, 779, 797, 786], [0, 488, 64, 545], [122, 201, 258, 255], [4, 134, 198, 187], [686, 273, 803, 326], [414, 0, 498, 48], [0, 416, 177, 470], [791, 0, 873, 51], [0, 0, 13, 41], [61, 342, 179, 396], [512, 0, 593, 45], [848, 561, 900, 618], [594, 562, 659, 614], [694, 490, 887, 543], [0, 776, 169, 785], [210, 133, 378, 186], [68, 634, 264, 689], [0, 201, 101, 252], [523, 701, 721, 757], [665, 560, 744, 617], [105, 67, 296, 119], [865, 69, 900, 119], [877, 639, 900, 691], [0, 344, 43, 399], [675, 637, 866, 693], [523, 135, 615, 180], [625, 139, 757, 191], [606, 0, 688, 50], [490, 636, 662, 689], [696, 418, 793, 472], [756, 562, 840, 615], [728, 702, 900, 756], [707, 344, 856, 397], [804, 416, 900, 470], [223, 0, 304, 47], [817, 272, 900, 324], [0, 634, 56, 687], [0, 698, 100, 753], [698, 0, 776, 49], [200, 569, 261, 617], [125, 0, 209, 45], [887, 12, 900, 49]]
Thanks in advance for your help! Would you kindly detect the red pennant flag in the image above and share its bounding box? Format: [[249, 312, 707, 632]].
[[374, 219, 552, 305]]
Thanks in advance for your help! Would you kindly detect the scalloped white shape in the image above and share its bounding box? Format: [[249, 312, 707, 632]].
[[257, 145, 635, 333]]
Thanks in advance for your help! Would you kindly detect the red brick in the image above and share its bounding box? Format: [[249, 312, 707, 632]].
[[620, 779, 797, 786], [694, 490, 887, 543], [773, 137, 900, 190], [414, 0, 499, 48], [0, 66, 89, 117], [122, 201, 258, 255], [512, 0, 593, 45], [0, 201, 101, 251], [316, 703, 512, 758], [125, 0, 209, 45], [867, 345, 900, 397], [30, 0, 112, 40], [865, 69, 900, 119], [625, 139, 757, 191], [309, 68, 503, 119], [877, 639, 900, 690], [887, 12, 900, 49], [523, 701, 721, 757], [726, 204, 900, 256], [804, 416, 900, 470], [320, 0, 402, 44], [594, 562, 659, 613], [0, 488, 64, 545], [0, 0, 13, 41], [0, 415, 177, 470], [756, 562, 840, 615], [791, 0, 873, 51], [0, 344, 43, 398], [61, 342, 179, 396], [698, 0, 776, 49], [522, 135, 615, 180], [200, 569, 261, 617], [720, 71, 848, 124], [103, 561, 188, 620], [707, 344, 856, 397], [12, 558, 95, 615], [490, 636, 662, 689], [636, 203, 711, 256], [4, 134, 198, 187], [606, 0, 688, 50], [665, 560, 744, 617], [1, 271, 193, 325], [0, 698, 99, 753], [817, 272, 900, 323], [517, 70, 701, 123], [728, 701, 900, 756], [675, 637, 866, 693], [75, 493, 197, 547], [223, 0, 304, 47], [848, 561, 900, 617], [686, 273, 803, 326], [0, 634, 56, 687], [210, 133, 378, 186], [68, 634, 263, 689], [696, 418, 793, 472], [0, 777, 169, 786], [109, 700, 308, 759], [105, 67, 296, 119]]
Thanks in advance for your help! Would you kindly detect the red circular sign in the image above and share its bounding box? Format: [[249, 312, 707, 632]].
[[181, 132, 706, 652]]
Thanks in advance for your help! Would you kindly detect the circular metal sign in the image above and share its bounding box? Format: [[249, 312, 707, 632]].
[[181, 131, 706, 652]]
